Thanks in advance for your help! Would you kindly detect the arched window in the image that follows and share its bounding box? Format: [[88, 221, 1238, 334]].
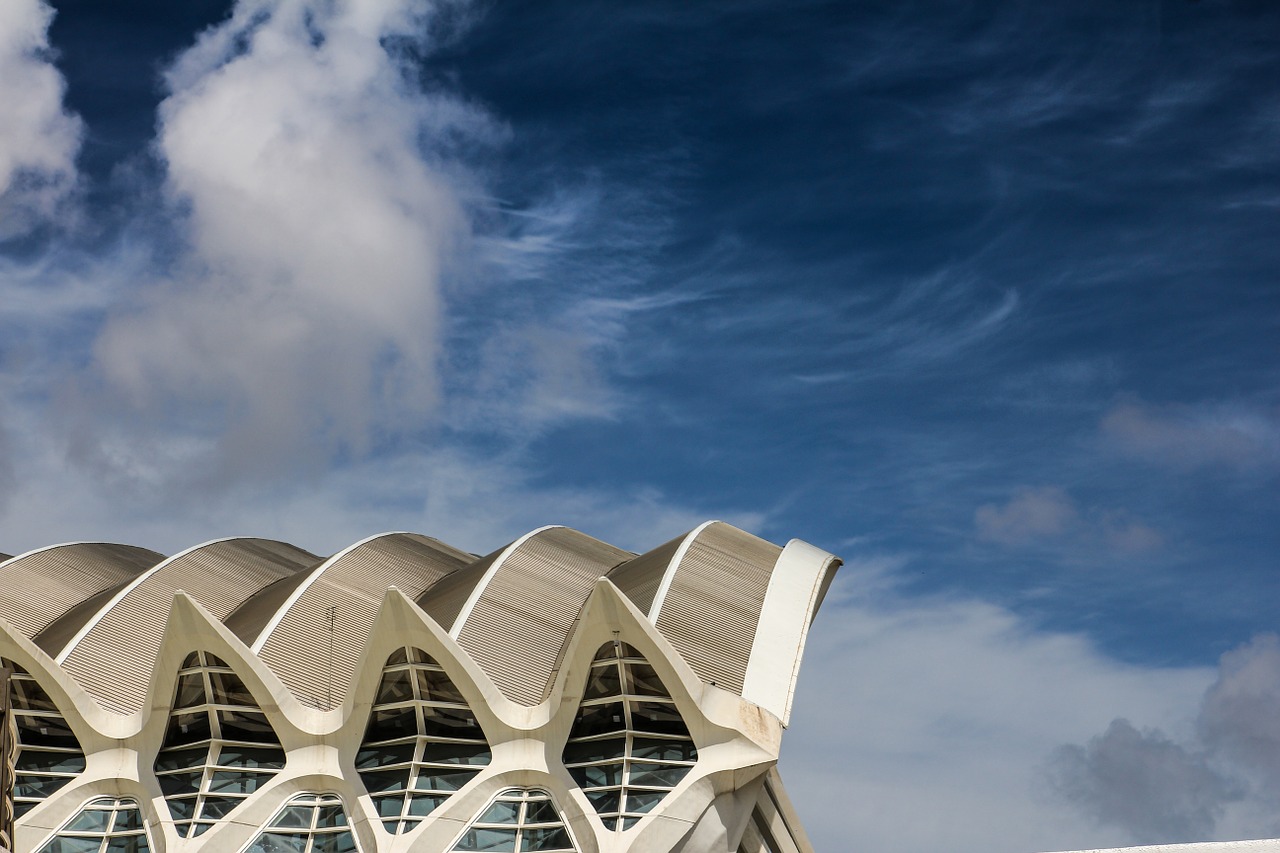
[[451, 788, 577, 852], [35, 796, 151, 853], [242, 793, 359, 853], [562, 642, 697, 830], [153, 651, 285, 837], [357, 646, 491, 834], [3, 660, 86, 819]]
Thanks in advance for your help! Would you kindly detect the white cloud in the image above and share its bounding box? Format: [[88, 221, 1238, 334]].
[[1048, 634, 1280, 845], [976, 485, 1078, 545], [1102, 400, 1280, 473], [0, 0, 81, 237], [975, 486, 1163, 553], [1049, 719, 1241, 844], [66, 0, 497, 487], [781, 562, 1216, 853]]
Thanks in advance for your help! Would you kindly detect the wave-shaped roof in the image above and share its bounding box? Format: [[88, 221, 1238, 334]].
[[0, 523, 840, 723]]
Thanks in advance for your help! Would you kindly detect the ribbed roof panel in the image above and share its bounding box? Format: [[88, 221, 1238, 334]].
[[0, 543, 164, 640], [455, 527, 632, 706], [416, 547, 504, 632], [653, 523, 781, 694], [606, 534, 685, 616], [59, 539, 321, 714], [257, 533, 470, 710]]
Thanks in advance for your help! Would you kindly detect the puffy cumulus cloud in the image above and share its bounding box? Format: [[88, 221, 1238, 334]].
[[0, 0, 81, 237], [1050, 634, 1280, 845], [781, 562, 1213, 853], [974, 486, 1163, 554], [1102, 400, 1280, 473], [71, 0, 498, 488], [1199, 635, 1280, 797], [1049, 719, 1240, 844]]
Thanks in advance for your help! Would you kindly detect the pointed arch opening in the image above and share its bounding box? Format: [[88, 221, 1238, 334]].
[[356, 646, 491, 834], [562, 641, 698, 830], [451, 788, 578, 852], [153, 650, 285, 837], [242, 793, 360, 853], [35, 796, 152, 853]]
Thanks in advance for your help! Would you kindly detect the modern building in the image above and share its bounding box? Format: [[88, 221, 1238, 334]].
[[0, 522, 840, 853]]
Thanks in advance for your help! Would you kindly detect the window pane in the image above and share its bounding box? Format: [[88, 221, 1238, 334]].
[[421, 706, 483, 740], [478, 800, 520, 824], [174, 674, 207, 708], [198, 796, 243, 819], [66, 808, 112, 832], [569, 762, 622, 788], [569, 703, 626, 739], [630, 738, 696, 762], [367, 708, 417, 741], [163, 713, 211, 747], [360, 769, 408, 793], [218, 746, 286, 769], [416, 669, 465, 704], [414, 769, 477, 792], [17, 715, 80, 749], [627, 763, 690, 787], [356, 742, 415, 768], [521, 827, 572, 851], [455, 828, 518, 851], [218, 710, 276, 743], [155, 747, 207, 772], [630, 703, 688, 736], [582, 664, 621, 701], [625, 664, 667, 697], [407, 794, 446, 816], [376, 669, 415, 705], [563, 737, 625, 765], [209, 672, 255, 707]]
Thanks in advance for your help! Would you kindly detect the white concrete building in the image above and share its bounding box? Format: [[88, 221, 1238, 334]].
[[0, 523, 838, 853]]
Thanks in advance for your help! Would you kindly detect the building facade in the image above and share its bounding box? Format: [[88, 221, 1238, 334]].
[[0, 522, 839, 853]]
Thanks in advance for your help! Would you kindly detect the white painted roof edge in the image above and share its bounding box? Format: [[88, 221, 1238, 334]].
[[1039, 841, 1280, 853], [0, 541, 158, 569], [647, 519, 719, 622], [250, 531, 412, 654], [740, 538, 841, 726], [55, 535, 246, 663], [449, 525, 563, 640]]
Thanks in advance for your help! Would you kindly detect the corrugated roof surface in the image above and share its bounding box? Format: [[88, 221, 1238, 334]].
[[653, 523, 781, 694], [0, 543, 164, 640], [256, 533, 471, 710], [453, 527, 631, 706], [606, 534, 684, 617], [416, 547, 502, 633], [59, 539, 321, 714]]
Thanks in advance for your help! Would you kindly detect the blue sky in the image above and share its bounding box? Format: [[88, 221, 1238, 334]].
[[1, 1, 1278, 850]]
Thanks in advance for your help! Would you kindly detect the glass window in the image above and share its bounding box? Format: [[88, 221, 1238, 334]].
[[4, 660, 87, 819], [357, 647, 491, 835], [242, 794, 359, 853], [451, 789, 577, 853], [561, 642, 698, 831], [153, 650, 286, 838], [35, 797, 152, 853]]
